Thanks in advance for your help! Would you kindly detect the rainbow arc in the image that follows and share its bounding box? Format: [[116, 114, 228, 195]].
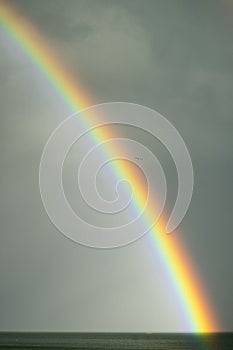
[[0, 0, 219, 332]]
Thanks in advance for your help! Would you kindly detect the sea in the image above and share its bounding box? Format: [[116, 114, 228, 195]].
[[0, 332, 232, 349]]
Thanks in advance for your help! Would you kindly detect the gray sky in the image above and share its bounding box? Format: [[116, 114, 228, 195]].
[[0, 0, 233, 331]]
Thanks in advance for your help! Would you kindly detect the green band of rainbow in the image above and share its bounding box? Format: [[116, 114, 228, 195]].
[[0, 0, 219, 332]]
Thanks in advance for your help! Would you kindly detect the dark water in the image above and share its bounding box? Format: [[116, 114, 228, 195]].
[[0, 332, 232, 350]]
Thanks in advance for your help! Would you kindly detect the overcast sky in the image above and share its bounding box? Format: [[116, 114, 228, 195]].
[[0, 0, 233, 332]]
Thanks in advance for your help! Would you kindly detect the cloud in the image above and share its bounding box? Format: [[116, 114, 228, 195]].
[[1, 0, 233, 331]]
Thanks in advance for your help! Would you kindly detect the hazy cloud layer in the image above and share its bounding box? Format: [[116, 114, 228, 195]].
[[0, 0, 233, 331]]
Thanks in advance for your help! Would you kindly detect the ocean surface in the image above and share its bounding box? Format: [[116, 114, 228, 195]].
[[0, 332, 232, 349]]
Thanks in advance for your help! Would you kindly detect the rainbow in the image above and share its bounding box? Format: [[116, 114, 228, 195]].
[[0, 0, 219, 332]]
